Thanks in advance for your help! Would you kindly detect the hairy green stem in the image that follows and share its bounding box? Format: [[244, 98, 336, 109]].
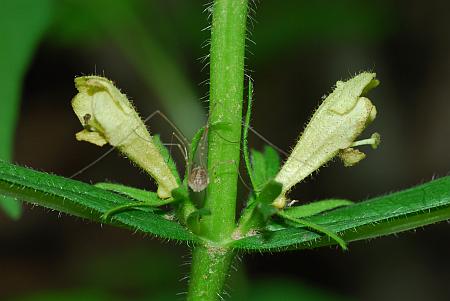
[[202, 0, 249, 241], [187, 245, 235, 300], [188, 0, 249, 300]]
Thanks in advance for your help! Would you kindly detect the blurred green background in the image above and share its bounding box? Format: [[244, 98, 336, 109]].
[[1, 0, 449, 300]]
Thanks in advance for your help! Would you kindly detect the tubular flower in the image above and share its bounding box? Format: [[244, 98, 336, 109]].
[[274, 72, 380, 208], [71, 76, 178, 199]]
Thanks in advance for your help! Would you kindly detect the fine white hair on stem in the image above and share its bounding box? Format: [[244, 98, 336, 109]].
[[201, 24, 212, 32], [202, 1, 214, 17], [246, 36, 256, 46], [201, 60, 211, 72], [200, 77, 211, 87], [200, 38, 211, 49], [197, 53, 210, 64]]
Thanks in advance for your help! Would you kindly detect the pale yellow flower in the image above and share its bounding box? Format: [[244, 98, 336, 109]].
[[71, 76, 178, 199], [274, 72, 380, 208]]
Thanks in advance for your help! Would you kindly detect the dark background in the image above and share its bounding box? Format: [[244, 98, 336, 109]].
[[1, 1, 449, 300]]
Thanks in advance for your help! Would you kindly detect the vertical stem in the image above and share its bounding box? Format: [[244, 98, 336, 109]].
[[187, 246, 235, 301], [203, 0, 249, 242], [188, 1, 248, 300]]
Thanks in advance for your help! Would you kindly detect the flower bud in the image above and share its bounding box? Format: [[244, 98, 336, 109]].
[[274, 72, 380, 208], [71, 76, 178, 199]]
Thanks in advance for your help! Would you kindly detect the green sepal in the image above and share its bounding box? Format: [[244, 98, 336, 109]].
[[172, 186, 198, 225], [187, 208, 211, 235], [237, 180, 283, 235], [250, 146, 281, 192], [172, 186, 190, 203], [255, 180, 283, 220], [362, 78, 380, 96]]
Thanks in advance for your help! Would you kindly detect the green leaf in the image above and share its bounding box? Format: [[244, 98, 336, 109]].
[[255, 180, 283, 220], [232, 176, 450, 251], [94, 182, 178, 222], [0, 161, 195, 242], [95, 182, 174, 206], [239, 145, 281, 231], [277, 211, 347, 250], [284, 199, 354, 219], [0, 0, 53, 219], [251, 146, 281, 192]]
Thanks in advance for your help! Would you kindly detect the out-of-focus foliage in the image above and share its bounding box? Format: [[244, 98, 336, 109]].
[[10, 280, 350, 301], [9, 291, 119, 301], [49, 0, 395, 58], [0, 0, 53, 219], [7, 246, 185, 301], [236, 279, 351, 301], [251, 1, 395, 62], [49, 0, 206, 138]]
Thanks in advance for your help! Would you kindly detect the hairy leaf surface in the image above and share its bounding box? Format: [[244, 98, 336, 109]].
[[233, 176, 450, 251], [0, 161, 195, 242]]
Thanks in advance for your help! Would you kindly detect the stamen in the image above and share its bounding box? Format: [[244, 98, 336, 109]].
[[350, 132, 381, 149]]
